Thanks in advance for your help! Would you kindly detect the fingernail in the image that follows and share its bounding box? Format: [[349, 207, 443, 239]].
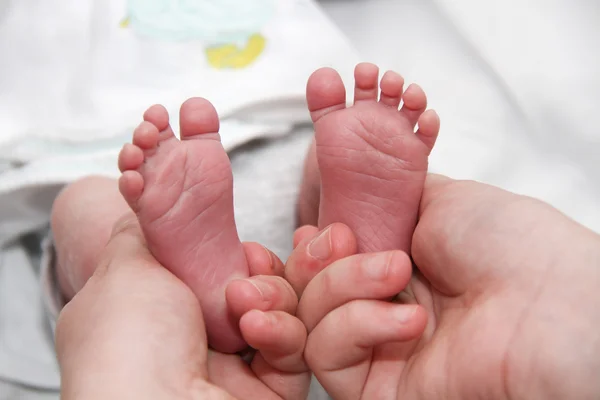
[[393, 305, 418, 323], [247, 278, 272, 300], [363, 252, 392, 280], [308, 226, 332, 260], [248, 309, 272, 325], [260, 245, 274, 272]]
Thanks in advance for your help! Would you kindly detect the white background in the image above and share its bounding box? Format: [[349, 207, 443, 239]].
[[321, 0, 600, 232]]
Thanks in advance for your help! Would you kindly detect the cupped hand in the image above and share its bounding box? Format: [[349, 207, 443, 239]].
[[287, 174, 600, 400], [56, 214, 310, 400]]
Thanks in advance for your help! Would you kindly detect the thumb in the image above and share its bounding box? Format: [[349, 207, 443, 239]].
[[418, 173, 454, 218], [55, 219, 231, 399]]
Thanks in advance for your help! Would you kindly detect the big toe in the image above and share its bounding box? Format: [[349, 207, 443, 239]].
[[306, 67, 347, 123], [179, 97, 221, 140]]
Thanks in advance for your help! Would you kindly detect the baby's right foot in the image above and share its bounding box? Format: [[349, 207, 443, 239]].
[[118, 98, 249, 353], [307, 63, 440, 253]]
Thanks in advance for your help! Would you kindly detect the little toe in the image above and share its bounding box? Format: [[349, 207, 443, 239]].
[[416, 110, 441, 152], [306, 67, 347, 123], [118, 170, 144, 209], [400, 83, 428, 127], [118, 143, 144, 172], [379, 70, 404, 108], [143, 104, 175, 141], [179, 97, 221, 141], [354, 62, 379, 103]]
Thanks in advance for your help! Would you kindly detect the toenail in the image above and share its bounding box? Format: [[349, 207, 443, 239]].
[[308, 226, 332, 260], [363, 252, 392, 280]]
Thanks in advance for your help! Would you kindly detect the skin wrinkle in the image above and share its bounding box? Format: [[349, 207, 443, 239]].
[[147, 161, 229, 230], [137, 172, 183, 212], [318, 133, 422, 175], [329, 162, 413, 197], [138, 150, 188, 218], [143, 180, 238, 287], [500, 277, 547, 400], [328, 162, 421, 185], [334, 185, 413, 212], [501, 235, 590, 399], [315, 303, 374, 373], [353, 111, 428, 171], [326, 188, 416, 249], [184, 227, 239, 285], [153, 149, 187, 188], [360, 353, 376, 400], [326, 200, 395, 242]]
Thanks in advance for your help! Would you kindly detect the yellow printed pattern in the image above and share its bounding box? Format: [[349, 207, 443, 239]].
[[205, 34, 266, 69]]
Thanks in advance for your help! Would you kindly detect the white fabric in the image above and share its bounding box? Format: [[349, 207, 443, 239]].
[[325, 0, 600, 233], [0, 244, 59, 390], [0, 0, 358, 245], [0, 0, 359, 395], [433, 0, 600, 232]]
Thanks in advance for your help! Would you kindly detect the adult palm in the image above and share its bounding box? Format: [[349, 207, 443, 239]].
[[295, 175, 600, 400]]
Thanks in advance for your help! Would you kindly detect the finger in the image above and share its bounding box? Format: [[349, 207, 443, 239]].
[[241, 310, 310, 400], [293, 225, 319, 248], [209, 351, 309, 400], [285, 223, 357, 297], [308, 301, 427, 367], [243, 241, 285, 277], [305, 301, 427, 399], [298, 251, 412, 332], [241, 310, 308, 373], [418, 173, 454, 217], [226, 276, 298, 320], [208, 352, 278, 399]]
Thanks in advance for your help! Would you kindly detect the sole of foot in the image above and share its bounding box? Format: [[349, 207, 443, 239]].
[[118, 98, 249, 353], [306, 62, 440, 253]]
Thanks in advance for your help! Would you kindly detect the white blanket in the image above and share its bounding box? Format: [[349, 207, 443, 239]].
[[326, 0, 600, 233], [0, 0, 359, 395], [0, 0, 359, 245]]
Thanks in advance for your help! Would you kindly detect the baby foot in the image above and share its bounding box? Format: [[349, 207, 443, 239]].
[[307, 63, 440, 253], [118, 98, 248, 353]]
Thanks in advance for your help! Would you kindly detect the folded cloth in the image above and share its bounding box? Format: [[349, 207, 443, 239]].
[[0, 240, 60, 390], [0, 0, 359, 244], [0, 0, 360, 392], [0, 0, 357, 159]]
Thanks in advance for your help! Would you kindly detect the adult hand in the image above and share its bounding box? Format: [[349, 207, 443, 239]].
[[56, 214, 309, 400], [287, 174, 600, 400]]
